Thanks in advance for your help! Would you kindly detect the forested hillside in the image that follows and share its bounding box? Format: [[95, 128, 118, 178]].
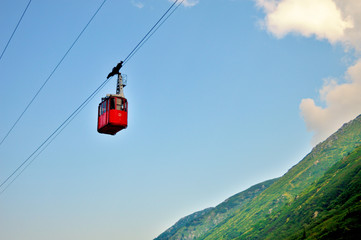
[[156, 115, 361, 240], [155, 179, 278, 240]]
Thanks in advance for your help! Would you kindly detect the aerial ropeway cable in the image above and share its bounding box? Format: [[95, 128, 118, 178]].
[[0, 0, 108, 148], [0, 0, 185, 195], [0, 75, 114, 194], [0, 0, 32, 62], [97, 0, 185, 135]]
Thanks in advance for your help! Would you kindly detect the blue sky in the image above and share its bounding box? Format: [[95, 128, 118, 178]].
[[0, 0, 360, 239]]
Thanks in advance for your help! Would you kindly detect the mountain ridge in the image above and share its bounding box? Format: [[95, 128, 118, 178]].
[[155, 178, 279, 240], [201, 114, 361, 239], [236, 144, 361, 239], [156, 114, 361, 240]]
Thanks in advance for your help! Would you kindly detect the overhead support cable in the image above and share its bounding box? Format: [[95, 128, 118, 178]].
[[0, 0, 108, 148], [124, 0, 185, 64], [107, 0, 184, 77], [0, 0, 32, 62], [0, 0, 185, 195], [123, 0, 181, 64], [0, 76, 113, 194]]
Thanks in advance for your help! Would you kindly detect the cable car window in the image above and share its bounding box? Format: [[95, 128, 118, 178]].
[[110, 98, 115, 110], [116, 98, 122, 111], [102, 101, 106, 114]]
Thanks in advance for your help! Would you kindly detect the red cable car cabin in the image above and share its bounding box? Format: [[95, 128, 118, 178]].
[[97, 95, 128, 135]]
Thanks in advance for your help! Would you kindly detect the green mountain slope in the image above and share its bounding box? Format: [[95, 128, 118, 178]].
[[157, 115, 361, 240], [240, 144, 361, 239], [200, 115, 361, 240], [155, 178, 278, 240]]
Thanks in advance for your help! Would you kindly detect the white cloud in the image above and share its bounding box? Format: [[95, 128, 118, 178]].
[[256, 0, 353, 43], [300, 59, 361, 145], [131, 0, 199, 9], [334, 0, 361, 51], [169, 0, 199, 7], [131, 0, 144, 9], [256, 0, 361, 145]]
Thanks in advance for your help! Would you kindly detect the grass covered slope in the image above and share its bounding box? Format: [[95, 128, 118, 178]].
[[199, 115, 361, 240], [241, 145, 361, 239], [155, 178, 278, 240], [156, 115, 361, 240]]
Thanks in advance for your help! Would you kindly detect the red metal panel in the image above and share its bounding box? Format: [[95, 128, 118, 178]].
[[97, 97, 128, 135], [108, 109, 127, 126]]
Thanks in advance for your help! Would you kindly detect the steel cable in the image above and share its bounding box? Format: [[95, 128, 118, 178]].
[[0, 0, 108, 148], [0, 0, 32, 61], [0, 0, 185, 195]]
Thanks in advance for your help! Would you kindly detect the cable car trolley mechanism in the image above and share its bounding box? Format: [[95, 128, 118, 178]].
[[97, 61, 128, 135]]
